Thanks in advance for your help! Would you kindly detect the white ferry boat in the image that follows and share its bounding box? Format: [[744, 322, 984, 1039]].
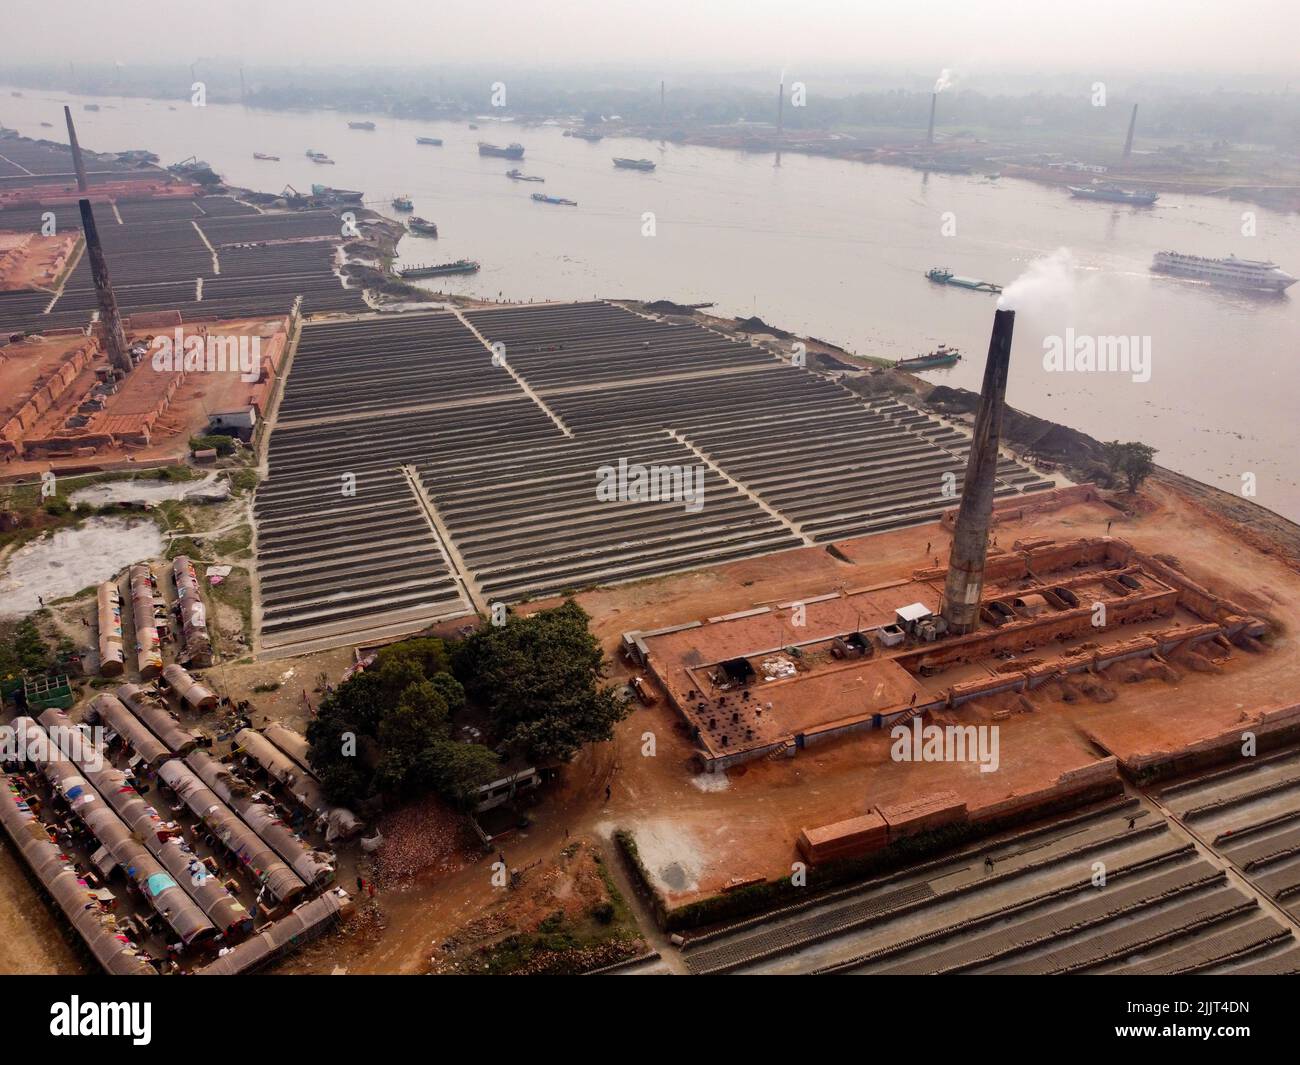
[[1152, 252, 1296, 293]]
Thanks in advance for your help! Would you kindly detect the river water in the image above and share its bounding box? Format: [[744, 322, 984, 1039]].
[[3, 88, 1298, 519]]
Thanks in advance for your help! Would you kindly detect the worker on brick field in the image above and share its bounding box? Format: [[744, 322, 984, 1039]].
[[984, 856, 994, 872], [925, 541, 931, 554]]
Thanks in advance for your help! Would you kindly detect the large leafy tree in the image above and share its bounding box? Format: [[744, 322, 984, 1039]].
[[307, 637, 498, 808], [1103, 440, 1158, 494], [453, 599, 630, 763]]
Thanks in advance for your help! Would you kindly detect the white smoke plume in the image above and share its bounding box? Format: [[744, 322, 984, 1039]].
[[933, 68, 955, 93], [998, 247, 1079, 312]]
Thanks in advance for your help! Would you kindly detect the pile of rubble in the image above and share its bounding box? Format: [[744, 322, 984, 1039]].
[[375, 800, 476, 882]]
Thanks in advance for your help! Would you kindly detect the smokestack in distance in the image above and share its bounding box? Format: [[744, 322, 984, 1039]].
[[78, 198, 132, 375], [940, 308, 1016, 635], [64, 105, 89, 193], [1123, 103, 1138, 160], [927, 92, 938, 145]]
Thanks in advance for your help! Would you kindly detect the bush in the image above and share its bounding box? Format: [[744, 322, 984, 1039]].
[[190, 434, 236, 457]]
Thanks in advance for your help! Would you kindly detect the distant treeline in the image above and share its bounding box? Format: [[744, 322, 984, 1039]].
[[8, 64, 1299, 150]]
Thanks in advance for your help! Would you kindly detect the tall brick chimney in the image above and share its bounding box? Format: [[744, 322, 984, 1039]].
[[78, 198, 132, 374], [64, 106, 89, 193], [1122, 103, 1138, 161], [939, 308, 1015, 634], [927, 93, 938, 144]]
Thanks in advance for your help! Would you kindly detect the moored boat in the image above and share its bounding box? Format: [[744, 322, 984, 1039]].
[[392, 195, 414, 211], [399, 259, 480, 278], [896, 345, 962, 371], [407, 216, 439, 236]]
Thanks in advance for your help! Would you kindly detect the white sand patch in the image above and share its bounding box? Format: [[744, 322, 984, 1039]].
[[627, 818, 705, 895], [69, 472, 224, 506], [689, 771, 731, 792], [0, 517, 164, 615]]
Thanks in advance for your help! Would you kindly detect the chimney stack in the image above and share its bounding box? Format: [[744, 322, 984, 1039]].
[[64, 106, 89, 193], [1122, 103, 1138, 160], [939, 308, 1015, 635], [927, 92, 938, 145], [78, 198, 132, 375]]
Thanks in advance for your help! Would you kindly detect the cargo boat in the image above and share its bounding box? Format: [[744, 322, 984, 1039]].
[[896, 345, 962, 371], [506, 169, 544, 182], [416, 137, 443, 146], [392, 195, 413, 211], [613, 157, 656, 171], [566, 129, 603, 141], [252, 152, 279, 161], [1068, 183, 1158, 205], [400, 259, 480, 278], [531, 193, 577, 206], [1151, 252, 1296, 293], [407, 216, 439, 236], [479, 142, 525, 159], [348, 121, 376, 130], [311, 184, 363, 204], [1069, 183, 1157, 205], [925, 267, 1001, 293]]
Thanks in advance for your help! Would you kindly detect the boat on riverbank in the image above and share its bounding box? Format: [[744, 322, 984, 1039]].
[[407, 216, 439, 236], [399, 259, 480, 278], [311, 184, 363, 204], [896, 345, 962, 371], [925, 267, 1001, 293]]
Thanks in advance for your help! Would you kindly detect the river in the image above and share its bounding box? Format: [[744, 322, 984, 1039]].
[[3, 87, 1298, 519]]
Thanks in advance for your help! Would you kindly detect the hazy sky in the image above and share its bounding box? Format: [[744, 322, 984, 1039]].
[[8, 0, 1299, 76]]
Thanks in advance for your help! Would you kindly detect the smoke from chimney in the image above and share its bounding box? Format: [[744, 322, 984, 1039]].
[[940, 308, 1015, 634], [78, 198, 132, 375], [933, 68, 954, 93]]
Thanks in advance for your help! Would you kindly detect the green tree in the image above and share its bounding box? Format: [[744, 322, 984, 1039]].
[[453, 599, 630, 763], [1103, 440, 1158, 493], [413, 741, 500, 808]]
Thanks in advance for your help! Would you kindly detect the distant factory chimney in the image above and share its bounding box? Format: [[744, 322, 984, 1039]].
[[1123, 103, 1138, 160], [939, 308, 1016, 635], [775, 78, 785, 166], [64, 106, 89, 193], [927, 92, 938, 145], [78, 198, 132, 375]]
